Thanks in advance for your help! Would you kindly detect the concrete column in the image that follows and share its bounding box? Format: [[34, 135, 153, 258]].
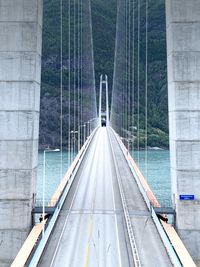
[[166, 0, 200, 264], [0, 1, 43, 266]]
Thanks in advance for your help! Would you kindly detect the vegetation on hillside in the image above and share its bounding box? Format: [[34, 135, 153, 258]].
[[40, 0, 169, 149]]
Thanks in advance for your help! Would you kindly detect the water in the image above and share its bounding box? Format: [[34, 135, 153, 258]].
[[36, 151, 72, 202], [36, 150, 171, 206], [131, 150, 171, 206]]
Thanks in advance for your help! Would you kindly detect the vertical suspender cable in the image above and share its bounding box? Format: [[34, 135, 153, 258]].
[[137, 0, 140, 165], [120, 2, 122, 135], [145, 0, 148, 180], [111, 2, 118, 132], [60, 0, 63, 179], [68, 0, 71, 165], [126, 0, 129, 146], [77, 0, 80, 151], [128, 0, 131, 151], [80, 0, 83, 147], [122, 0, 125, 140], [126, 0, 129, 145], [124, 0, 128, 144], [120, 1, 122, 136], [132, 0, 135, 154], [124, 0, 126, 141], [123, 0, 127, 144], [73, 0, 76, 156], [88, 0, 97, 121]]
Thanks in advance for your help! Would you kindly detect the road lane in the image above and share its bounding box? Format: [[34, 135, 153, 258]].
[[108, 128, 173, 267]]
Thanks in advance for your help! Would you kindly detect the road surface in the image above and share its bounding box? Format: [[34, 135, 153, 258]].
[[38, 127, 172, 267]]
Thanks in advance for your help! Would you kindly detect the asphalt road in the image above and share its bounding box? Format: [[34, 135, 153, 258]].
[[38, 128, 133, 267], [38, 127, 173, 267]]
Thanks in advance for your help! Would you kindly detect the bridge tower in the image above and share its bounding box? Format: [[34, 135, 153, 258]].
[[99, 74, 109, 126], [166, 0, 200, 264], [0, 1, 43, 266]]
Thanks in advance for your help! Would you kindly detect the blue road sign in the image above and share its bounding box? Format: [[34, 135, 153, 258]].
[[179, 195, 195, 201]]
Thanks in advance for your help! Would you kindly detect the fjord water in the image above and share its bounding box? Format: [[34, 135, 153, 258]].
[[36, 152, 71, 202], [131, 150, 171, 206], [36, 150, 171, 206]]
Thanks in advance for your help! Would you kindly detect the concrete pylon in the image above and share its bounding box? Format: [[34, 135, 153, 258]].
[[166, 0, 200, 264], [0, 1, 43, 266]]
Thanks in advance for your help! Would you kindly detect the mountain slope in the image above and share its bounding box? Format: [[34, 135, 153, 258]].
[[40, 0, 168, 149]]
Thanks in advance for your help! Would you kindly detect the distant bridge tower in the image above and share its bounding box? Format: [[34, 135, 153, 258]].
[[99, 75, 109, 126], [0, 1, 43, 265], [166, 0, 200, 264]]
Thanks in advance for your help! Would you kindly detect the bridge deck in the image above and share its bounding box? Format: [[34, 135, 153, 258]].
[[37, 128, 172, 267]]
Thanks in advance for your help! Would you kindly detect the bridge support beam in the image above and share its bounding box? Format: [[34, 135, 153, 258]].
[[166, 0, 200, 264], [0, 1, 43, 266]]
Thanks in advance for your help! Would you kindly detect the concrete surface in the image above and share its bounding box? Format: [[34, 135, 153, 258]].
[[38, 128, 172, 267], [0, 0, 43, 265], [166, 0, 200, 264]]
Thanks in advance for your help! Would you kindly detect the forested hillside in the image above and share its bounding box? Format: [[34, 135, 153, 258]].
[[39, 0, 168, 149]]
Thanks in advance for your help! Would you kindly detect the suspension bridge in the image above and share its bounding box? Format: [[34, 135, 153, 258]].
[[0, 0, 200, 266]]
